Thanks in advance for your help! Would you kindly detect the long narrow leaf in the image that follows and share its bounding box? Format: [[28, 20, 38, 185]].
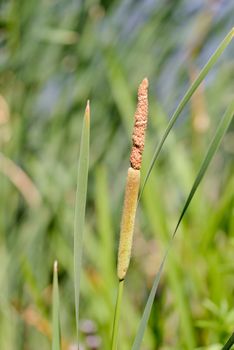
[[222, 332, 234, 350], [132, 100, 234, 350], [172, 99, 234, 238], [52, 261, 60, 350], [74, 101, 90, 341], [139, 27, 234, 199]]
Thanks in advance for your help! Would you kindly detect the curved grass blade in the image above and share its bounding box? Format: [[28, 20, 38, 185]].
[[139, 27, 234, 199], [132, 100, 234, 350], [222, 332, 234, 350], [74, 101, 90, 341], [172, 99, 234, 238], [52, 261, 60, 350]]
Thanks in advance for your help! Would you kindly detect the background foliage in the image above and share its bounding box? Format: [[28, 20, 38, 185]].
[[0, 0, 233, 349]]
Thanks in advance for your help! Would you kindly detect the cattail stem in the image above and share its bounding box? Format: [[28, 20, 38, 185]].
[[111, 280, 124, 350]]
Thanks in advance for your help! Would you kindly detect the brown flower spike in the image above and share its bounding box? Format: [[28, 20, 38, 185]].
[[117, 78, 149, 281], [130, 78, 148, 170]]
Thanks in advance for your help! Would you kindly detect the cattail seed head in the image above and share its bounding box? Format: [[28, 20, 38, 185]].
[[117, 167, 140, 280], [117, 78, 149, 280]]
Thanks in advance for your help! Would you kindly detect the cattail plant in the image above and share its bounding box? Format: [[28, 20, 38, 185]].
[[50, 28, 234, 350], [111, 78, 148, 350]]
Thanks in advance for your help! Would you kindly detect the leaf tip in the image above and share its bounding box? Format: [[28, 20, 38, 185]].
[[54, 260, 58, 273], [85, 100, 90, 122]]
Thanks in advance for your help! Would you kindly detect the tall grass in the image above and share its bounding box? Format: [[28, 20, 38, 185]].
[[74, 102, 90, 343], [0, 1, 234, 349], [52, 261, 60, 350], [52, 28, 233, 349]]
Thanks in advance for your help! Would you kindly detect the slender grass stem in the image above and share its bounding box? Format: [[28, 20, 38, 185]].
[[111, 279, 124, 350]]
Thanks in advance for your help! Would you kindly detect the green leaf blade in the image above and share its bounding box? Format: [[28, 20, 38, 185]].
[[74, 101, 90, 341], [52, 261, 60, 350], [173, 99, 234, 238], [132, 99, 234, 350], [139, 27, 234, 199], [132, 254, 167, 350], [222, 332, 234, 350]]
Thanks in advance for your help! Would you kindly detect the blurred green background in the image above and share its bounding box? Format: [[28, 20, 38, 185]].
[[0, 0, 234, 349]]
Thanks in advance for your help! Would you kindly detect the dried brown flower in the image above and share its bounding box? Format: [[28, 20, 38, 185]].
[[130, 78, 148, 170]]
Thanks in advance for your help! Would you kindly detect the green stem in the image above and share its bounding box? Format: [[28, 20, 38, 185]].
[[111, 279, 124, 350]]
